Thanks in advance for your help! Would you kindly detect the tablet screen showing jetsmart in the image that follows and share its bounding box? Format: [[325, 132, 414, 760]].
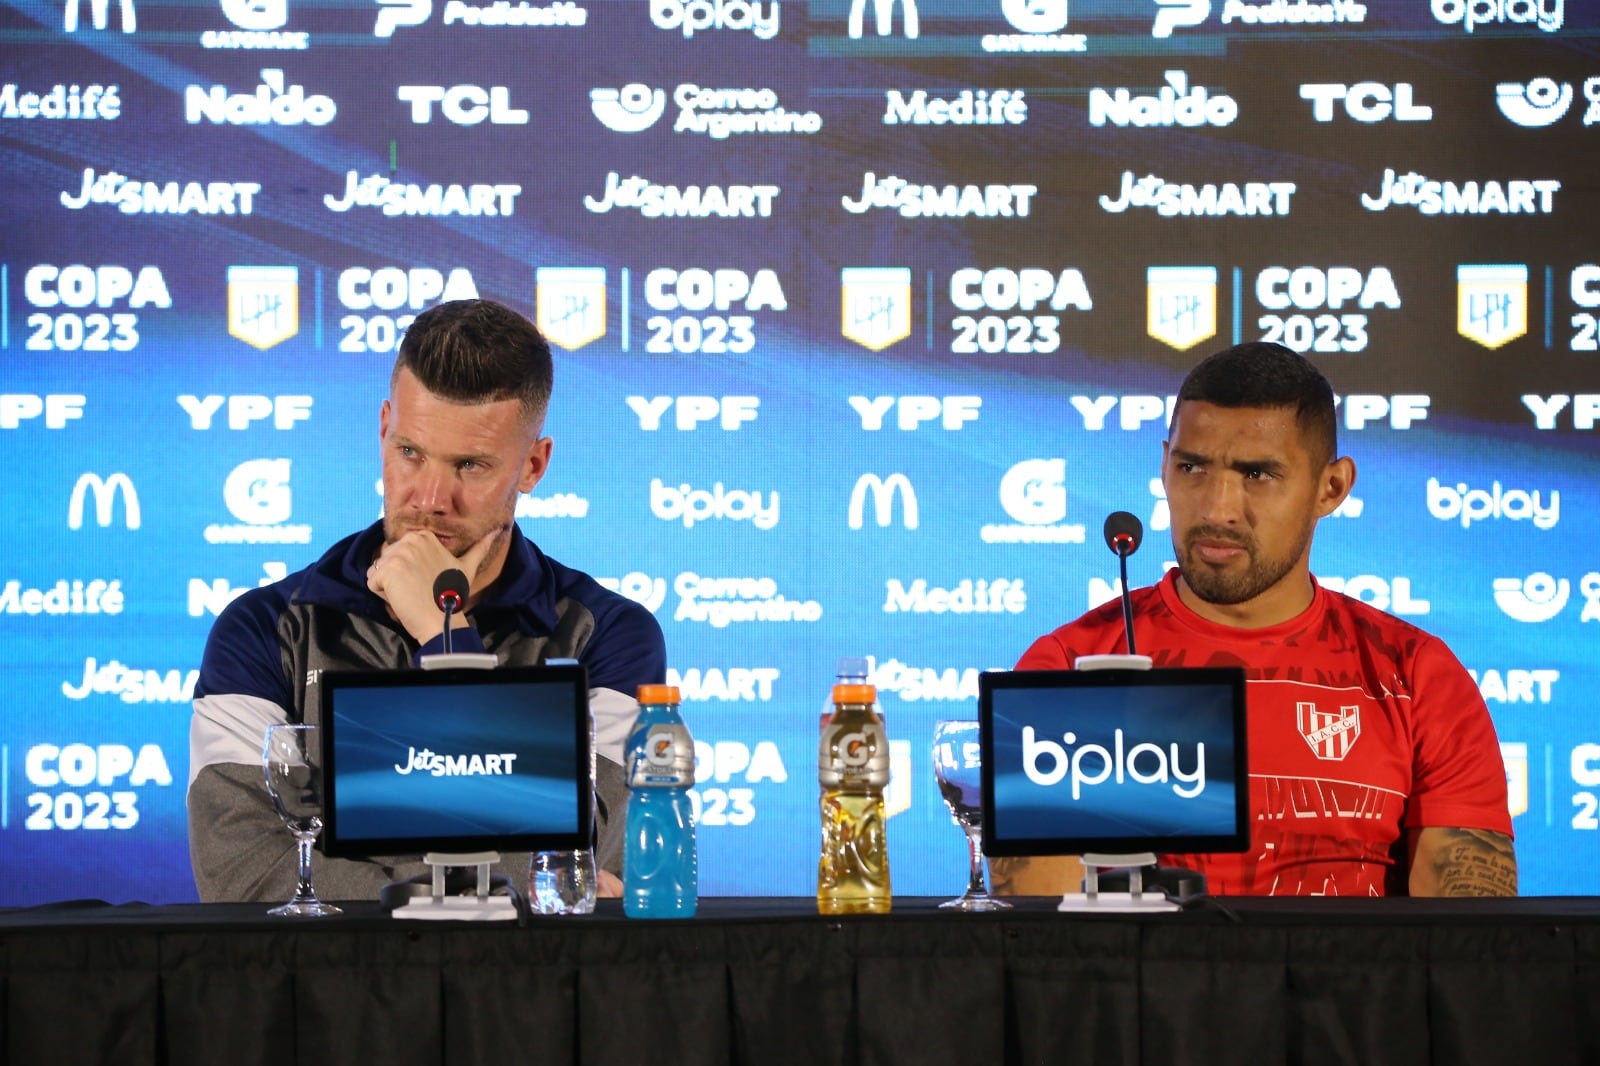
[[319, 663, 592, 858], [979, 667, 1249, 857]]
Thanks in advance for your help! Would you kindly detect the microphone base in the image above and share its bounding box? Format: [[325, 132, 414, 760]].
[[1075, 654, 1152, 672], [419, 652, 499, 671]]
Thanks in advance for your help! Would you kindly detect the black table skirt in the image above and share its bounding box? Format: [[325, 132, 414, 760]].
[[3, 896, 1597, 1066]]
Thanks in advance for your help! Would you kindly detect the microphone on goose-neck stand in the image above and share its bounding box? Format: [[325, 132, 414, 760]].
[[1102, 511, 1143, 657], [433, 568, 469, 656]]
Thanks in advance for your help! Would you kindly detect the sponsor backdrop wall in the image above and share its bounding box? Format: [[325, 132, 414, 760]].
[[0, 0, 1595, 905]]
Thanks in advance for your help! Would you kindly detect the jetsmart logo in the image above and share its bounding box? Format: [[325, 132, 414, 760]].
[[205, 458, 311, 544], [63, 657, 197, 704], [324, 171, 521, 217], [883, 89, 1026, 126], [394, 746, 518, 776], [1101, 171, 1295, 217], [62, 167, 260, 216], [584, 173, 779, 218], [68, 472, 140, 529], [849, 473, 918, 529], [982, 458, 1086, 544], [843, 173, 1037, 219]]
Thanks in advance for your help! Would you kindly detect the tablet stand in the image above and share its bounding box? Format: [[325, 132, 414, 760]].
[[419, 652, 500, 671], [1054, 653, 1187, 913], [387, 851, 520, 921]]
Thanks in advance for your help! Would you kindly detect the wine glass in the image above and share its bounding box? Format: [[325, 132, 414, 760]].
[[931, 720, 1010, 911], [262, 723, 341, 917]]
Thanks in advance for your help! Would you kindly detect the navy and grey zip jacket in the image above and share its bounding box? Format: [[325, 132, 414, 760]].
[[186, 521, 666, 903]]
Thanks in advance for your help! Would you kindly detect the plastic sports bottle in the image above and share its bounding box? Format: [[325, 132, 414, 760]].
[[817, 682, 891, 914], [623, 684, 699, 918]]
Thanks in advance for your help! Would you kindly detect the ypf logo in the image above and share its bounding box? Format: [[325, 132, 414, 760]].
[[591, 84, 666, 132], [224, 458, 292, 525]]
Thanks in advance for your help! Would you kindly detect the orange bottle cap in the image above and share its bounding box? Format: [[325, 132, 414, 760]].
[[832, 683, 876, 705], [637, 684, 680, 705]]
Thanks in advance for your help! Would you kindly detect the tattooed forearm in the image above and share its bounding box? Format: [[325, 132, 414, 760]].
[[1414, 828, 1518, 897]]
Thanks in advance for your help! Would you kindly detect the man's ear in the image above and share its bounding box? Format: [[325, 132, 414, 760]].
[[1316, 455, 1357, 518], [519, 436, 553, 494]]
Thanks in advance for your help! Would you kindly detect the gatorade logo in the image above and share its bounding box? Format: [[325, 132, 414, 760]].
[[840, 731, 871, 767], [650, 736, 674, 763]]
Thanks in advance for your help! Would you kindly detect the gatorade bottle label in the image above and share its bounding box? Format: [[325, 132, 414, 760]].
[[818, 719, 889, 789], [627, 722, 695, 788]]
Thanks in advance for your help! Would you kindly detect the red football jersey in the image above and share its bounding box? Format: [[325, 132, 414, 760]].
[[1016, 570, 1512, 896]]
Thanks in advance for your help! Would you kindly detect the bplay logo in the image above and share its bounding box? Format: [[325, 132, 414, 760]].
[[849, 473, 918, 529], [64, 0, 135, 31], [1426, 477, 1559, 529], [650, 479, 779, 530], [1022, 726, 1206, 799], [68, 472, 140, 530], [592, 84, 666, 132], [982, 458, 1086, 544], [1497, 78, 1573, 127], [205, 458, 311, 544], [649, 0, 778, 38], [1431, 0, 1562, 33]]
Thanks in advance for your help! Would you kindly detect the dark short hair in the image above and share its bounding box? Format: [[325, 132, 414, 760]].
[[1171, 342, 1337, 466], [392, 299, 553, 427]]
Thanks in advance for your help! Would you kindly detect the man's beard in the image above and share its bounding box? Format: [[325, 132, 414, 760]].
[[1176, 523, 1311, 606]]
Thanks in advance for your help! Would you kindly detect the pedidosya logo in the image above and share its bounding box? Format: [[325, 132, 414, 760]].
[[1022, 726, 1206, 800]]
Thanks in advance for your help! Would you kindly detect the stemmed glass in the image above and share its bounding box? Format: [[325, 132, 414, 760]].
[[931, 720, 1010, 911], [262, 723, 341, 917]]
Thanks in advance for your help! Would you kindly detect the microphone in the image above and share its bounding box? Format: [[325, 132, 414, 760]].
[[1101, 512, 1142, 656], [433, 569, 469, 655]]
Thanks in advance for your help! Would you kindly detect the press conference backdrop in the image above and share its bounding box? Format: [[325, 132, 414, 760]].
[[0, 0, 1595, 905]]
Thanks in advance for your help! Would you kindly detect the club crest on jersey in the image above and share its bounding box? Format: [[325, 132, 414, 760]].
[[1297, 701, 1361, 761]]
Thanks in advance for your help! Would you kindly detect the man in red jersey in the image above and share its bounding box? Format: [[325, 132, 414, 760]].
[[992, 342, 1516, 898]]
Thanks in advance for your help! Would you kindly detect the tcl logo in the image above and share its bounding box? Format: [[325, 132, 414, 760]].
[[396, 85, 529, 124], [1300, 83, 1432, 123]]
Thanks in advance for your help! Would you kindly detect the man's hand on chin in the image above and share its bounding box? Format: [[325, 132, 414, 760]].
[[366, 527, 504, 644]]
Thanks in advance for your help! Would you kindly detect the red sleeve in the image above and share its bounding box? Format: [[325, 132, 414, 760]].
[[1403, 635, 1514, 837], [1015, 630, 1074, 670]]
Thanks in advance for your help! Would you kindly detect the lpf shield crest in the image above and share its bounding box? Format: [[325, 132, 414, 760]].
[[228, 265, 299, 350], [1457, 264, 1527, 349], [1501, 742, 1528, 818], [1297, 701, 1361, 761], [1147, 266, 1217, 351], [536, 267, 606, 351], [842, 267, 911, 351]]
